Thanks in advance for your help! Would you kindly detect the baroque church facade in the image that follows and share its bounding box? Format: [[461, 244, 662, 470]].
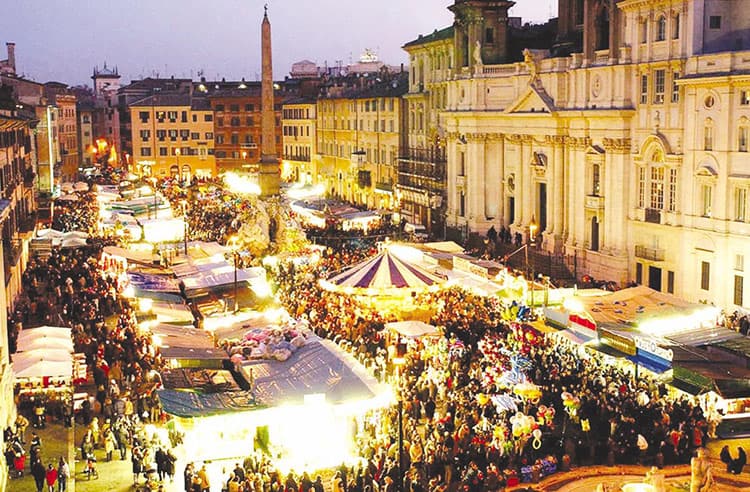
[[404, 0, 750, 309]]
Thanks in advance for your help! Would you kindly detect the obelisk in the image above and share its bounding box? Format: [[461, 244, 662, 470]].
[[259, 4, 280, 196]]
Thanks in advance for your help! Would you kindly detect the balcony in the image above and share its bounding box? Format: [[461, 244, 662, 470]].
[[283, 154, 311, 162], [635, 245, 665, 262], [584, 195, 604, 210]]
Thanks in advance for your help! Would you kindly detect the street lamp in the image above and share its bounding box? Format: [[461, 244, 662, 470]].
[[525, 215, 538, 279], [175, 148, 181, 182], [180, 199, 189, 256], [228, 235, 240, 313], [392, 354, 406, 492]]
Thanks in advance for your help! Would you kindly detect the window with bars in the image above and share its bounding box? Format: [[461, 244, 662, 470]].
[[668, 168, 677, 212], [654, 70, 665, 104], [650, 167, 664, 209], [638, 167, 646, 208], [704, 121, 713, 151], [736, 187, 747, 222], [701, 184, 713, 217]]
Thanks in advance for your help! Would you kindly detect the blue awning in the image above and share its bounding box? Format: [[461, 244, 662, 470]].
[[627, 351, 671, 374]]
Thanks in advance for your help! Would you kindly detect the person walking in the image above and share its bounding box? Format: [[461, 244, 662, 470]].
[[57, 457, 70, 492], [45, 463, 58, 492], [31, 459, 46, 492]]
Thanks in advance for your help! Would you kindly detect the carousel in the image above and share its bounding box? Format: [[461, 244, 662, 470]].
[[319, 246, 448, 316]]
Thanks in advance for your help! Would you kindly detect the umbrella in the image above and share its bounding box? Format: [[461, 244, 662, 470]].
[[74, 181, 89, 192], [386, 320, 439, 339]]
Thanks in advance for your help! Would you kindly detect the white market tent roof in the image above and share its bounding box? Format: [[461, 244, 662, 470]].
[[16, 327, 71, 346], [386, 320, 439, 338], [13, 349, 73, 380], [177, 262, 266, 293], [17, 336, 74, 353]]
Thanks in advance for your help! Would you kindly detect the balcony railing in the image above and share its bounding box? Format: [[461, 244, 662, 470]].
[[635, 245, 665, 262], [283, 154, 311, 162]]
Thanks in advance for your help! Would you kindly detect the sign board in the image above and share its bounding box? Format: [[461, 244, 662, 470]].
[[598, 329, 637, 356], [634, 336, 674, 362]]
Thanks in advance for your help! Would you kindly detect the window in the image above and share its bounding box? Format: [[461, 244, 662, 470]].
[[740, 126, 749, 152], [701, 261, 710, 290], [671, 72, 680, 103], [459, 152, 465, 176], [168, 129, 178, 141], [230, 134, 239, 145], [216, 135, 224, 144], [204, 114, 213, 122], [656, 16, 667, 41], [459, 191, 465, 217], [701, 184, 713, 217], [591, 163, 601, 196], [654, 70, 665, 103], [704, 120, 713, 151], [167, 111, 177, 122], [215, 104, 225, 112], [139, 111, 150, 123], [668, 168, 677, 212], [156, 111, 165, 123], [736, 187, 747, 221], [742, 90, 750, 105], [673, 14, 680, 39], [139, 129, 150, 141], [230, 117, 240, 127], [217, 117, 224, 127], [157, 130, 166, 141], [205, 131, 213, 140], [191, 132, 200, 140], [735, 275, 744, 306], [667, 271, 675, 294], [638, 167, 646, 208], [640, 20, 648, 43], [636, 263, 643, 284], [245, 104, 253, 111], [181, 111, 188, 123], [159, 147, 168, 156], [650, 167, 664, 209], [140, 147, 151, 157], [485, 27, 495, 44], [640, 74, 648, 104], [192, 114, 197, 122], [246, 116, 254, 126], [230, 104, 239, 112], [180, 129, 190, 141], [738, 255, 746, 272], [709, 16, 721, 29]]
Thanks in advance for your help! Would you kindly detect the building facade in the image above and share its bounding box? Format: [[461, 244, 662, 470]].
[[207, 86, 266, 173], [314, 74, 407, 211], [281, 98, 316, 184], [129, 94, 216, 180], [420, 0, 750, 309], [44, 83, 78, 183], [92, 64, 122, 159]]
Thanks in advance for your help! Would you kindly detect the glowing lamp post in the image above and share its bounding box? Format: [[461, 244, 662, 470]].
[[180, 199, 189, 256], [228, 235, 240, 313]]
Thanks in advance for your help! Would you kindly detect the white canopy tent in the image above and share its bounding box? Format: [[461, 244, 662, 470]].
[[385, 320, 439, 339], [17, 336, 74, 353], [16, 327, 72, 347], [12, 349, 73, 380]]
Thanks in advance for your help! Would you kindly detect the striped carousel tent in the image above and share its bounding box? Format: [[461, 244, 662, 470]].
[[320, 248, 446, 297]]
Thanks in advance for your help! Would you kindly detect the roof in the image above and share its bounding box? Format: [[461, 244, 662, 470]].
[[283, 96, 316, 105], [190, 97, 211, 111], [157, 388, 257, 418], [240, 338, 379, 406], [129, 93, 191, 107], [403, 26, 454, 49]]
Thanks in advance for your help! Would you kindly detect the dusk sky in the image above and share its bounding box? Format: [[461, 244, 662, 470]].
[[1, 0, 557, 87]]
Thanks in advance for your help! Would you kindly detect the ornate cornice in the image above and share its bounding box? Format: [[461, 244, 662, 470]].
[[603, 137, 632, 153]]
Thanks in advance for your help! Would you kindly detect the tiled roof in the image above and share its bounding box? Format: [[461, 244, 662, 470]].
[[129, 93, 191, 107]]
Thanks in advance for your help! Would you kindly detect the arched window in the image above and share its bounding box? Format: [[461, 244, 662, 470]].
[[656, 16, 667, 41], [704, 118, 714, 151]]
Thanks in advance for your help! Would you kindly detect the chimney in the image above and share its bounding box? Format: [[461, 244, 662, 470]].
[[6, 42, 15, 73]]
